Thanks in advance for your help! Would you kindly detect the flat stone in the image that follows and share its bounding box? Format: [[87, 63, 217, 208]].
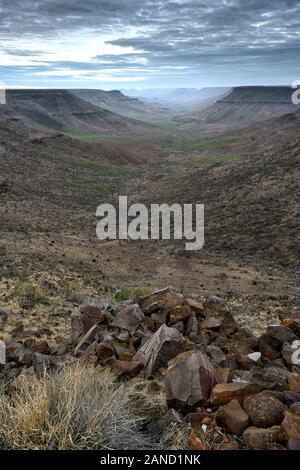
[[200, 317, 223, 330], [165, 351, 219, 411], [210, 382, 262, 407]]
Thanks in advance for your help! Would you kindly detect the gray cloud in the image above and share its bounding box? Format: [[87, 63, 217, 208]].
[[0, 0, 300, 87]]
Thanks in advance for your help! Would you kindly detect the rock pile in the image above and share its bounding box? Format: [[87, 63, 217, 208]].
[[1, 286, 300, 450]]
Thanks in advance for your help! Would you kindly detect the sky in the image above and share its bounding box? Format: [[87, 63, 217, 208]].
[[0, 0, 300, 89]]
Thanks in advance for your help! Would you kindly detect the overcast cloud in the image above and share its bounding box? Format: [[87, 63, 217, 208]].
[[0, 0, 299, 88]]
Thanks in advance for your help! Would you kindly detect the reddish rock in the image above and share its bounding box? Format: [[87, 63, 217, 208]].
[[139, 287, 185, 313], [281, 410, 300, 449], [188, 432, 206, 450], [210, 382, 262, 407], [113, 360, 143, 377], [243, 391, 287, 428], [184, 410, 206, 425], [186, 312, 198, 339], [258, 333, 281, 360], [186, 298, 204, 315], [95, 341, 115, 360], [204, 296, 225, 314], [200, 317, 223, 330], [281, 319, 300, 337], [119, 351, 134, 362], [243, 426, 282, 450], [216, 399, 249, 435], [81, 306, 104, 334], [34, 340, 50, 355]]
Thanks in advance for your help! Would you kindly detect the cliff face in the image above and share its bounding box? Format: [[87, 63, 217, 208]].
[[187, 86, 296, 125], [221, 86, 294, 103]]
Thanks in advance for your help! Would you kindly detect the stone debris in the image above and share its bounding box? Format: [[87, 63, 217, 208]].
[[1, 286, 300, 451], [133, 324, 184, 378], [164, 351, 219, 411], [216, 399, 249, 435]]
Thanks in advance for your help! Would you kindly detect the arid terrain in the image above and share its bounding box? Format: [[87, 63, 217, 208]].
[[0, 86, 300, 450]]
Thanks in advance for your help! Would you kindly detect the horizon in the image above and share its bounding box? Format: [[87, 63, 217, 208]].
[[0, 1, 300, 89]]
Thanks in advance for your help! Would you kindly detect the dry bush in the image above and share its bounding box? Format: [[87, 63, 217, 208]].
[[160, 421, 191, 450], [0, 364, 159, 450]]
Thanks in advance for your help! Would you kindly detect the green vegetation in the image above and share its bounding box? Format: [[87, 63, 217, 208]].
[[115, 287, 151, 302], [172, 133, 251, 152], [14, 280, 49, 309], [66, 132, 148, 143], [70, 178, 114, 198], [176, 154, 242, 166]]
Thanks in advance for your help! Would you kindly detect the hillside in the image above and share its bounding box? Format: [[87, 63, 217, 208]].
[[72, 89, 169, 120], [0, 90, 153, 135], [128, 117, 300, 271], [181, 86, 296, 126]]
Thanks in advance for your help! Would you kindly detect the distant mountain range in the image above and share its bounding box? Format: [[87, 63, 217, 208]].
[[122, 87, 229, 108], [72, 89, 169, 120], [178, 86, 297, 125]]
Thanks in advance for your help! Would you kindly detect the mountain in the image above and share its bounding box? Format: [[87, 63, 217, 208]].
[[122, 87, 229, 108], [72, 89, 169, 120], [0, 89, 153, 135], [183, 86, 296, 125]]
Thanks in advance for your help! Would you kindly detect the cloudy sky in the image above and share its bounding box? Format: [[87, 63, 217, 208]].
[[0, 0, 299, 89]]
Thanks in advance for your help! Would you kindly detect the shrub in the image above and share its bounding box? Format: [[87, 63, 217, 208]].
[[0, 364, 158, 450], [14, 281, 48, 309]]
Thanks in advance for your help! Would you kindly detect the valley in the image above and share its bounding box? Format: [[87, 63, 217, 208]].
[[0, 86, 299, 343]]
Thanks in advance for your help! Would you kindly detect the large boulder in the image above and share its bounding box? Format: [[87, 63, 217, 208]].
[[164, 351, 219, 411], [243, 391, 287, 428], [133, 324, 184, 378]]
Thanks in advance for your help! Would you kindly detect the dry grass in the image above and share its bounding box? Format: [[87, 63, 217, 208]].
[[0, 364, 160, 450]]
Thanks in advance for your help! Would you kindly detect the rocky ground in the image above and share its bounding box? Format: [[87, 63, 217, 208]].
[[0, 99, 299, 449], [1, 287, 300, 450]]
